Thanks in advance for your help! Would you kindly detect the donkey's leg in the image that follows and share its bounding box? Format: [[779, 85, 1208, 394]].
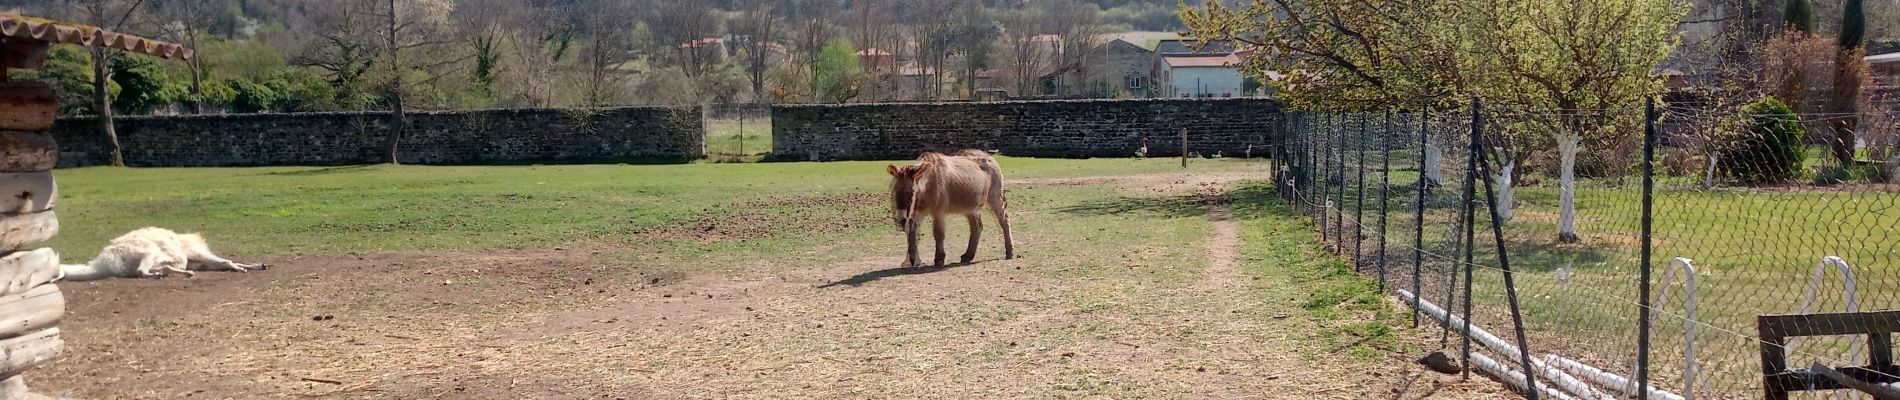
[[904, 220, 921, 267], [962, 213, 982, 264], [931, 214, 947, 268], [990, 196, 1016, 259]]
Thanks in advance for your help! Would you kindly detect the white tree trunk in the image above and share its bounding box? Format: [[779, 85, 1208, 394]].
[[1704, 153, 1720, 189], [1556, 133, 1580, 243], [1492, 161, 1515, 223], [1423, 141, 1444, 186]]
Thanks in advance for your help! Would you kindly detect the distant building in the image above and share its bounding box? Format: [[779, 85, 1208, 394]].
[[1151, 39, 1244, 98], [1038, 38, 1163, 98], [856, 48, 896, 71]]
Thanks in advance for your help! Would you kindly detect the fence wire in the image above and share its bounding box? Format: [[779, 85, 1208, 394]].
[[1271, 99, 1900, 400]]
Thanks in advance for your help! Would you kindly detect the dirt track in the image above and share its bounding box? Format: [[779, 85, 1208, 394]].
[[36, 173, 1503, 399]]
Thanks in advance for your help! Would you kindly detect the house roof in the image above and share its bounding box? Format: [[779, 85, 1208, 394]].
[[1030, 34, 1062, 43], [1156, 39, 1236, 55], [0, 13, 192, 59], [855, 48, 893, 56], [1164, 55, 1242, 68], [677, 37, 723, 49], [1867, 52, 1900, 65]]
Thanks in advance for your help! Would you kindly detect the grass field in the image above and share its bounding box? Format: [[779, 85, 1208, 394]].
[[704, 117, 771, 160], [1304, 152, 1899, 397], [36, 158, 1496, 399]]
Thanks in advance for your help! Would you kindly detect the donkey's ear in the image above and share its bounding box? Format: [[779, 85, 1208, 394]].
[[888, 164, 901, 176]]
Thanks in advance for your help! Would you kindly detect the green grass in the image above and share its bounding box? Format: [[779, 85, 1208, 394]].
[[705, 117, 771, 160], [48, 158, 1256, 260], [1234, 182, 1410, 360], [1312, 162, 1897, 396]]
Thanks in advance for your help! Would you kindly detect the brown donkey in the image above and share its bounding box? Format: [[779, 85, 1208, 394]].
[[887, 150, 1016, 267]]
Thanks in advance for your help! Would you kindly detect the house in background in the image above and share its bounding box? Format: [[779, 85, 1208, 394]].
[[857, 48, 897, 71], [1038, 37, 1164, 98], [1152, 39, 1244, 98]]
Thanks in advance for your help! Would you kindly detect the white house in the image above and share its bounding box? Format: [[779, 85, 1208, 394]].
[[1161, 54, 1245, 98]]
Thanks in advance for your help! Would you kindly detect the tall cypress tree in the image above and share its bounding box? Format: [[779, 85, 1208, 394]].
[[1785, 0, 1814, 33], [1840, 0, 1865, 48]]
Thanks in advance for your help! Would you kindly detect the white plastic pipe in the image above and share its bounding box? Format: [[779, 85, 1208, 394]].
[[1624, 257, 1699, 399], [1797, 256, 1862, 400], [1544, 354, 1686, 400], [1398, 290, 1612, 399], [1471, 351, 1581, 400]]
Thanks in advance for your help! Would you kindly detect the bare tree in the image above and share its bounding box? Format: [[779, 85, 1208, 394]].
[[296, 0, 379, 108], [997, 5, 1051, 96], [731, 0, 779, 101], [146, 0, 215, 114], [68, 0, 149, 167], [368, 0, 457, 164], [651, 1, 719, 78], [576, 0, 637, 106]]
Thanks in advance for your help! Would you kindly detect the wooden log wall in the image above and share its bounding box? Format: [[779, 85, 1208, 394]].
[[0, 76, 67, 399]]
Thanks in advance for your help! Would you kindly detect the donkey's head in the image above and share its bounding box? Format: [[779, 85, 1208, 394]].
[[887, 162, 933, 230]]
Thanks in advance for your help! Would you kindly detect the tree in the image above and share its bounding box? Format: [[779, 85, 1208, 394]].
[[147, 0, 218, 114], [651, 0, 719, 78], [1785, 0, 1814, 33], [1185, 0, 1685, 243], [812, 38, 861, 103], [368, 0, 457, 164], [1462, 0, 1684, 242], [574, 0, 638, 107], [70, 0, 150, 167], [295, 0, 378, 108], [730, 0, 779, 101], [7, 47, 113, 116], [1825, 0, 1866, 170], [109, 54, 183, 115]]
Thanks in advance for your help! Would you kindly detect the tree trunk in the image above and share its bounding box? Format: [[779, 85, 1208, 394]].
[[91, 46, 124, 167], [1830, 49, 1862, 168], [1423, 141, 1444, 187], [385, 0, 403, 165], [1556, 132, 1580, 243], [1704, 153, 1720, 189], [188, 57, 205, 114], [1492, 160, 1515, 223]]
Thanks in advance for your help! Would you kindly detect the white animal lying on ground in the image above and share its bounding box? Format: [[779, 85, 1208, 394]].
[[57, 227, 267, 281]]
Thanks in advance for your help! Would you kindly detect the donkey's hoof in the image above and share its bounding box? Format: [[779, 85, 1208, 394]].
[[960, 255, 976, 264]]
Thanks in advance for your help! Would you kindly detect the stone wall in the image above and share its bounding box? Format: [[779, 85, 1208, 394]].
[[771, 98, 1280, 161], [52, 106, 702, 167]]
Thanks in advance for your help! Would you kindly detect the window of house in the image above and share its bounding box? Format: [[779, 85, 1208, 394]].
[[1128, 77, 1145, 90], [1222, 93, 1232, 98]]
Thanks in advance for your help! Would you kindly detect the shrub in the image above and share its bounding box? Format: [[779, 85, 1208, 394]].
[[229, 79, 278, 113], [1718, 97, 1806, 183]]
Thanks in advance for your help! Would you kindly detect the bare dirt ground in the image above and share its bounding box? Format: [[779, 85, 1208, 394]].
[[36, 172, 1508, 399]]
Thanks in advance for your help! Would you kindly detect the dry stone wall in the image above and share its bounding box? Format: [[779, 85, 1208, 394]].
[[51, 107, 703, 167], [770, 98, 1281, 160]]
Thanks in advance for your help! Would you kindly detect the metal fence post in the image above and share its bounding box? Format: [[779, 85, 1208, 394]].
[[1334, 115, 1346, 252], [1473, 99, 1540, 400], [1637, 97, 1658, 400], [1378, 110, 1391, 291], [1414, 109, 1428, 328], [1356, 113, 1368, 267], [1460, 99, 1479, 379]]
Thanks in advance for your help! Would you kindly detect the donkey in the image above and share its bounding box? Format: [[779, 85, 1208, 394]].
[[887, 150, 1016, 268]]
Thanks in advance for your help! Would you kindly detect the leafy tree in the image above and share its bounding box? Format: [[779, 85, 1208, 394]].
[[198, 79, 238, 110], [111, 55, 185, 115], [812, 38, 861, 103], [1185, 0, 1684, 243], [7, 47, 116, 116]]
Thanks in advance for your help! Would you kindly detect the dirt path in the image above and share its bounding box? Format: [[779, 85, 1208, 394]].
[[33, 170, 1497, 399], [1198, 190, 1241, 290]]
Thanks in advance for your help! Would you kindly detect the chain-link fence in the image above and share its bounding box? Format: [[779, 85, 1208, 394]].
[[1270, 98, 1900, 399]]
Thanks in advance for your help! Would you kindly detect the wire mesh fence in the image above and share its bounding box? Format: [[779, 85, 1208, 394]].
[[1270, 98, 1900, 399]]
